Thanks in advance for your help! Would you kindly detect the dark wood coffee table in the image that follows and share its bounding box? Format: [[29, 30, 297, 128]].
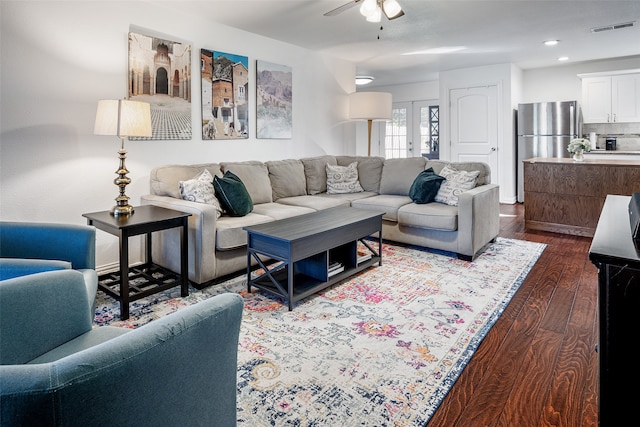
[[244, 206, 384, 310]]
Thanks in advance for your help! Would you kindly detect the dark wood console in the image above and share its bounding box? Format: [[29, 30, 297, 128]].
[[523, 158, 640, 237], [589, 194, 640, 426]]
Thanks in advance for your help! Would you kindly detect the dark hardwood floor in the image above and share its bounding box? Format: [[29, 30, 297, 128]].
[[427, 203, 599, 427]]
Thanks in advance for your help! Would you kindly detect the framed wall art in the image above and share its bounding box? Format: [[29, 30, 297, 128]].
[[200, 49, 249, 140], [128, 31, 192, 140], [256, 60, 292, 139]]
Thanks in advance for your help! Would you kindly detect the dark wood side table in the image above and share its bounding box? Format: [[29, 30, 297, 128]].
[[589, 194, 640, 426], [83, 205, 191, 319]]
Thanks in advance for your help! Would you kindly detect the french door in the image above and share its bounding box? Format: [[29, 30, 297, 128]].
[[384, 101, 439, 159]]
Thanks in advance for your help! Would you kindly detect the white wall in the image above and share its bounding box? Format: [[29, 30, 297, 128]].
[[522, 56, 640, 104], [0, 1, 355, 268]]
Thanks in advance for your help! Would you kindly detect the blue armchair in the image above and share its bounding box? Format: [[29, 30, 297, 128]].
[[0, 269, 244, 426], [0, 221, 98, 316]]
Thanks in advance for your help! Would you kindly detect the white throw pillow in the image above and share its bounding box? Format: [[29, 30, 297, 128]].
[[179, 169, 223, 218], [326, 162, 364, 194], [434, 165, 481, 206]]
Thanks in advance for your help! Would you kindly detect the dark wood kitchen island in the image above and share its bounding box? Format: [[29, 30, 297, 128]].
[[522, 157, 640, 237]]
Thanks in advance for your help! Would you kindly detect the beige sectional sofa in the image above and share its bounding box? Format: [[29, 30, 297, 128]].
[[141, 155, 500, 288]]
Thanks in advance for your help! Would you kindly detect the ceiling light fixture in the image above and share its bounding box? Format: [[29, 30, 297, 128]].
[[359, 0, 404, 22], [356, 76, 375, 85], [544, 40, 559, 46], [558, 56, 569, 61], [402, 46, 467, 55]]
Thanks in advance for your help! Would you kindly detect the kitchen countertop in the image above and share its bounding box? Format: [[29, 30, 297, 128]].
[[524, 157, 640, 166], [585, 149, 640, 155]]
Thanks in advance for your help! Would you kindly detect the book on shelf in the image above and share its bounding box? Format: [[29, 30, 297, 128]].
[[328, 261, 344, 277], [357, 250, 372, 263]]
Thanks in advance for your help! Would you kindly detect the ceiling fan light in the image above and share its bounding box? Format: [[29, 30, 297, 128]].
[[383, 0, 402, 19], [360, 0, 378, 17], [366, 5, 382, 22], [356, 75, 375, 85]]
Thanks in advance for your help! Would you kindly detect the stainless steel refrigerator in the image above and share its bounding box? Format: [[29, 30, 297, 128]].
[[516, 101, 581, 202]]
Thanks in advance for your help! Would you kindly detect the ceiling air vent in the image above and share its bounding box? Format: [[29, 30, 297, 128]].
[[591, 21, 636, 33]]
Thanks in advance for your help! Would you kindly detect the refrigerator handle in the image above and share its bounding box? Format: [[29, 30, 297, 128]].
[[569, 104, 575, 137]]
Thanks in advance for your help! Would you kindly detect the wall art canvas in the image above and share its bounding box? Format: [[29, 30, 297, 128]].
[[128, 31, 192, 140], [256, 60, 292, 139], [201, 49, 249, 140]]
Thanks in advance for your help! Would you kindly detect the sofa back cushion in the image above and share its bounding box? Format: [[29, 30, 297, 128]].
[[220, 161, 273, 204], [300, 155, 338, 195], [336, 156, 384, 193], [266, 159, 307, 200], [426, 160, 491, 186], [150, 164, 222, 198], [379, 157, 427, 195]]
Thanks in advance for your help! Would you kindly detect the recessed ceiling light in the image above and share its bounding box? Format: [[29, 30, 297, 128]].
[[402, 46, 467, 55], [558, 56, 569, 61], [355, 76, 374, 85], [544, 40, 559, 46]]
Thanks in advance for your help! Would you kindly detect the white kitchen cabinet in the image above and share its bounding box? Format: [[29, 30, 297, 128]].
[[580, 71, 640, 123]]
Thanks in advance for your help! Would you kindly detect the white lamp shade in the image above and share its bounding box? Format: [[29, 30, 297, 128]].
[[349, 92, 392, 121], [94, 99, 152, 137], [383, 0, 403, 18], [359, 0, 378, 17], [366, 6, 382, 22]]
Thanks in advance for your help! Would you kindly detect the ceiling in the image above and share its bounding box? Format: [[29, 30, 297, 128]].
[[166, 0, 640, 87]]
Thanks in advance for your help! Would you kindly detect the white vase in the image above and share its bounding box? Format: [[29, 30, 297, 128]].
[[573, 150, 584, 161]]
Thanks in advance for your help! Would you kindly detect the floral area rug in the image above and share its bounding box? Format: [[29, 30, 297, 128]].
[[94, 237, 545, 426]]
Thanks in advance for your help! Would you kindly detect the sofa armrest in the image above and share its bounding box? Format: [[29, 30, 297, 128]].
[[0, 293, 244, 427], [140, 194, 219, 284], [0, 222, 95, 270], [456, 183, 500, 259]]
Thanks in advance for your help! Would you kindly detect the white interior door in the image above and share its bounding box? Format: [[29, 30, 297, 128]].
[[449, 85, 499, 181]]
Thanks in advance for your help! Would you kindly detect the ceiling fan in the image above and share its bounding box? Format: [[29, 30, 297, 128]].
[[324, 0, 405, 21]]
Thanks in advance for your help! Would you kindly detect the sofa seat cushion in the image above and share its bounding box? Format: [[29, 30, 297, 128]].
[[398, 202, 458, 231], [276, 195, 349, 211], [351, 195, 412, 222], [252, 203, 315, 220], [215, 213, 273, 250], [315, 191, 378, 205]]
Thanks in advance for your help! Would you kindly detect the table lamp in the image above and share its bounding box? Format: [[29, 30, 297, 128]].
[[349, 92, 392, 156], [94, 99, 152, 216]]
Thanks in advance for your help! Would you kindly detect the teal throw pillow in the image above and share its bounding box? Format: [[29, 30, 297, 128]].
[[213, 171, 253, 216], [409, 168, 446, 204]]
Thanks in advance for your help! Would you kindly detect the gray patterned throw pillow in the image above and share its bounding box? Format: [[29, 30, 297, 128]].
[[434, 165, 480, 206], [179, 169, 223, 218], [326, 162, 364, 194]]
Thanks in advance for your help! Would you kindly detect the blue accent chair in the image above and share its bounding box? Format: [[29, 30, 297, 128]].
[[0, 221, 98, 317], [0, 269, 244, 426]]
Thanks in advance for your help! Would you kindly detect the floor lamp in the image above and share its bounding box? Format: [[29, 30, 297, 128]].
[[349, 92, 392, 156], [94, 99, 152, 216]]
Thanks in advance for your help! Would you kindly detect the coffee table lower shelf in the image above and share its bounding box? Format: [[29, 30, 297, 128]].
[[248, 256, 381, 306]]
